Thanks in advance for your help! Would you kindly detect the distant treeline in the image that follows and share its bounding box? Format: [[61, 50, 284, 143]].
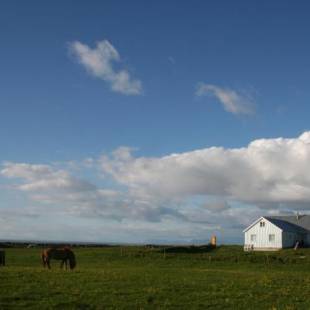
[[0, 242, 118, 248]]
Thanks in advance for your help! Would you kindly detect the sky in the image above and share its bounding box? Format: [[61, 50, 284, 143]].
[[1, 0, 310, 244]]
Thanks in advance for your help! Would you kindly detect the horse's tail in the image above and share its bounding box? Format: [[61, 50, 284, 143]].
[[68, 250, 76, 270], [41, 251, 46, 267]]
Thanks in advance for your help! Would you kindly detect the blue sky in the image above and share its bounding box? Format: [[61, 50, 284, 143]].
[[1, 1, 310, 244]]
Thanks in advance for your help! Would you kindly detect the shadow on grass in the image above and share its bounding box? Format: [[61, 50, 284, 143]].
[[161, 245, 216, 254]]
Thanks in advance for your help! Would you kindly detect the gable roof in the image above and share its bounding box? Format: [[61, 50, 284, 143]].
[[266, 215, 310, 233], [243, 216, 266, 232], [243, 215, 310, 234], [264, 217, 308, 234]]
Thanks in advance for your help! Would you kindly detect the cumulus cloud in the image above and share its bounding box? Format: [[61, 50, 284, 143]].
[[196, 83, 255, 115], [100, 132, 310, 207], [69, 40, 142, 95]]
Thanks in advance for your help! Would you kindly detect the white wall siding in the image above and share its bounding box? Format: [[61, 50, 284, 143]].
[[244, 218, 282, 249]]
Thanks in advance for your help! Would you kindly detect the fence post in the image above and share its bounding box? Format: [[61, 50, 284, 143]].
[[0, 250, 5, 266]]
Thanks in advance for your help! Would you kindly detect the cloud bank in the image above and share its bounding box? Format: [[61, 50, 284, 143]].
[[69, 40, 142, 95], [2, 132, 310, 242], [196, 84, 255, 115], [0, 162, 186, 223]]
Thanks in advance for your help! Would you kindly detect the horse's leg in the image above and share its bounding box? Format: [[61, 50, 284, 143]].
[[62, 259, 67, 270], [47, 258, 51, 269], [42, 254, 46, 268], [60, 259, 68, 270]]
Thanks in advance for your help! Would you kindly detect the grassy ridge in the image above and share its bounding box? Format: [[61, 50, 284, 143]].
[[1, 246, 310, 309]]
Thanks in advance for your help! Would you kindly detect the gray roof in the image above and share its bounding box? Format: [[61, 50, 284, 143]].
[[265, 215, 310, 234]]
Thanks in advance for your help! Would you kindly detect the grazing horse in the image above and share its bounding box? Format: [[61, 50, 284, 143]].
[[42, 247, 76, 270]]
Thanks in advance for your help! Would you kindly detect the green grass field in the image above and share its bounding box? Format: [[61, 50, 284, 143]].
[[1, 245, 310, 309]]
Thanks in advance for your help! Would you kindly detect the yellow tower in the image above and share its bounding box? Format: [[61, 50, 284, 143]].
[[210, 235, 217, 247]]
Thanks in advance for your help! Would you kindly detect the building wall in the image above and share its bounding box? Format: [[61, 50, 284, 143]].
[[282, 231, 298, 248], [244, 218, 282, 249], [283, 232, 310, 248]]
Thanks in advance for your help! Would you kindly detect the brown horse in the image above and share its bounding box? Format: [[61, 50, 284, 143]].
[[42, 247, 76, 270]]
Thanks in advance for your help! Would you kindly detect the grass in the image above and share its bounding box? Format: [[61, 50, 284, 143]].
[[1, 246, 310, 309]]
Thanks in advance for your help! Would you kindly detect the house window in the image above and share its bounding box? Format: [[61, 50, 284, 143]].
[[269, 234, 275, 242], [260, 221, 265, 227], [250, 234, 256, 242]]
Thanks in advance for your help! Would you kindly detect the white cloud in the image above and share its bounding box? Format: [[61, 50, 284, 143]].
[[196, 83, 255, 115], [69, 40, 142, 95], [1, 162, 95, 193], [100, 132, 310, 207], [1, 163, 52, 180]]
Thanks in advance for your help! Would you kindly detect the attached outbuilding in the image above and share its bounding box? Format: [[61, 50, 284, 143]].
[[243, 215, 310, 251]]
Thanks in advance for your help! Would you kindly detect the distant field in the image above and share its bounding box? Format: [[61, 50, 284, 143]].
[[1, 246, 310, 309]]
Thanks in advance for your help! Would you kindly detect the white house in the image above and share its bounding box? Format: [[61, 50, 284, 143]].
[[243, 215, 310, 251]]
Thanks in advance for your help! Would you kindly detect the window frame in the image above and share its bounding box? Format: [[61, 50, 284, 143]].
[[269, 234, 275, 242], [250, 234, 257, 242]]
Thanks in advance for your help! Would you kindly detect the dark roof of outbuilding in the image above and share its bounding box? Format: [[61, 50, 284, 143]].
[[265, 215, 310, 234]]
